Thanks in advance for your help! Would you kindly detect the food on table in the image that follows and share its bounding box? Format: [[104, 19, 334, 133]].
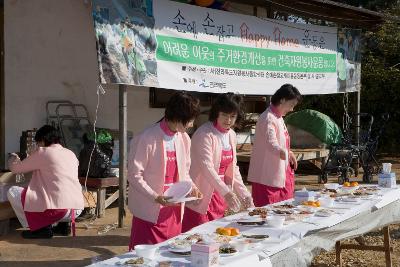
[[298, 210, 313, 215], [158, 261, 172, 267], [353, 190, 373, 196], [219, 246, 237, 254], [343, 182, 351, 187], [248, 207, 268, 217], [216, 227, 240, 236], [184, 233, 203, 243], [301, 201, 321, 207], [214, 235, 232, 243], [343, 182, 358, 188], [273, 204, 295, 209], [272, 209, 294, 215], [242, 234, 269, 240], [124, 257, 144, 265], [237, 220, 266, 226], [168, 239, 192, 249], [314, 209, 335, 217]]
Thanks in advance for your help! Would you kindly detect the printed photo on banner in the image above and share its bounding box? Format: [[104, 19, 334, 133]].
[[92, 0, 159, 86], [91, 0, 360, 95]]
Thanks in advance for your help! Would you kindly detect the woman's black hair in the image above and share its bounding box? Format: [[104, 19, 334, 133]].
[[164, 91, 201, 125], [34, 125, 61, 147], [209, 93, 244, 126], [270, 84, 302, 106]]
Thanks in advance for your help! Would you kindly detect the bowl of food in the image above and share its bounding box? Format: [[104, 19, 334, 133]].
[[324, 183, 340, 191], [340, 182, 359, 193], [267, 215, 285, 228], [134, 244, 158, 259], [230, 240, 250, 252]]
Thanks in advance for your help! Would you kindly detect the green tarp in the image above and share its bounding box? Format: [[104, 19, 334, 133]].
[[285, 109, 342, 145]]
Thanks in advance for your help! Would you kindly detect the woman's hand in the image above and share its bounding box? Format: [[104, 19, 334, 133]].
[[289, 151, 298, 170], [241, 196, 255, 209], [155, 195, 178, 206], [189, 186, 203, 199], [224, 191, 241, 212], [279, 149, 286, 160], [7, 153, 21, 167]]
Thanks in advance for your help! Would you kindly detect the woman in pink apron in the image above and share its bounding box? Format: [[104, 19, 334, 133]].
[[182, 93, 253, 232], [248, 84, 302, 206], [7, 125, 84, 238], [128, 92, 202, 250]]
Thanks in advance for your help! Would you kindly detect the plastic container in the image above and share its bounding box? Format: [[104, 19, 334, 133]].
[[268, 215, 285, 228], [134, 244, 158, 259], [319, 197, 334, 207]]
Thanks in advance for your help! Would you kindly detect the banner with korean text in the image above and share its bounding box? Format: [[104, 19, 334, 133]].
[[92, 0, 360, 94]]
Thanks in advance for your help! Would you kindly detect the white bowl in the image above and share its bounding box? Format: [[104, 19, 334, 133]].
[[324, 183, 340, 191], [319, 197, 334, 207], [135, 244, 158, 259], [340, 185, 359, 194], [230, 240, 250, 252], [268, 215, 285, 228]]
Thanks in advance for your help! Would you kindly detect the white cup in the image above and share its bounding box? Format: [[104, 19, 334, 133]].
[[382, 163, 392, 174], [135, 244, 158, 259]]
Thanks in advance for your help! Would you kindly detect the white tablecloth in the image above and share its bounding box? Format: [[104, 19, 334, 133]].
[[89, 186, 400, 267]]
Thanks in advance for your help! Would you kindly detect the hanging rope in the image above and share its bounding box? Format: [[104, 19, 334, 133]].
[[342, 92, 351, 143]]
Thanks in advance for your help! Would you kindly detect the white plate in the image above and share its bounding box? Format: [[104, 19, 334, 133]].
[[164, 181, 192, 202], [116, 257, 151, 266], [168, 246, 191, 254], [167, 240, 192, 251], [169, 197, 199, 203], [219, 251, 239, 257]]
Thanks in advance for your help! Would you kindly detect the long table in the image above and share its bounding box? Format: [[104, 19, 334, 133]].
[[236, 146, 329, 163], [89, 186, 400, 267]]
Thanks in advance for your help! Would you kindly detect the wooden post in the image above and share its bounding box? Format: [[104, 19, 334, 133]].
[[335, 241, 342, 267], [118, 85, 127, 227], [383, 226, 392, 267], [97, 188, 106, 218]]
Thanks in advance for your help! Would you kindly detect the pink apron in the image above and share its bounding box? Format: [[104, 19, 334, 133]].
[[129, 131, 182, 250], [182, 149, 233, 232], [252, 128, 295, 206], [21, 188, 68, 231]]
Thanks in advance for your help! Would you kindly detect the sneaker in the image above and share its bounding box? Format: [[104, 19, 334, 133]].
[[52, 222, 71, 236], [22, 226, 53, 239]]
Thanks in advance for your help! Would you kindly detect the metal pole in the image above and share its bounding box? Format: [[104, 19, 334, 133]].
[[118, 84, 127, 227], [356, 88, 361, 146]]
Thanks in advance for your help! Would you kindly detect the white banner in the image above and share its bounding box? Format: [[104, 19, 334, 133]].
[[92, 0, 360, 94]]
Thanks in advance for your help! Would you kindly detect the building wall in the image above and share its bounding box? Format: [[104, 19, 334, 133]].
[[3, 0, 163, 167]]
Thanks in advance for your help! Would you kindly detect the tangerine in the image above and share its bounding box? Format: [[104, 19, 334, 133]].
[[350, 181, 359, 187], [229, 228, 240, 236], [343, 182, 351, 187]]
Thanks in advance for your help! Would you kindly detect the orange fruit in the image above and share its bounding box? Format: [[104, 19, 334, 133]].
[[216, 227, 232, 236], [315, 201, 321, 207], [216, 227, 225, 235], [350, 182, 359, 187], [229, 228, 240, 236], [343, 182, 351, 187]]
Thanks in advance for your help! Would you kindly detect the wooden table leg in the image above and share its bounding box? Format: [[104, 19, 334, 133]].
[[97, 188, 106, 218], [383, 226, 392, 267], [336, 241, 342, 267]]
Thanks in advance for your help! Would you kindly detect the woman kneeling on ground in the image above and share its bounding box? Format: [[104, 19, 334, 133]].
[[7, 125, 84, 239]]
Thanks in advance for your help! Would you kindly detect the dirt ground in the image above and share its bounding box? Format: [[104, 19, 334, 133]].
[[0, 156, 399, 267]]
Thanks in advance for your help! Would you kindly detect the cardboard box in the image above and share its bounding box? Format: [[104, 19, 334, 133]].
[[191, 243, 219, 267], [378, 173, 396, 188]]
